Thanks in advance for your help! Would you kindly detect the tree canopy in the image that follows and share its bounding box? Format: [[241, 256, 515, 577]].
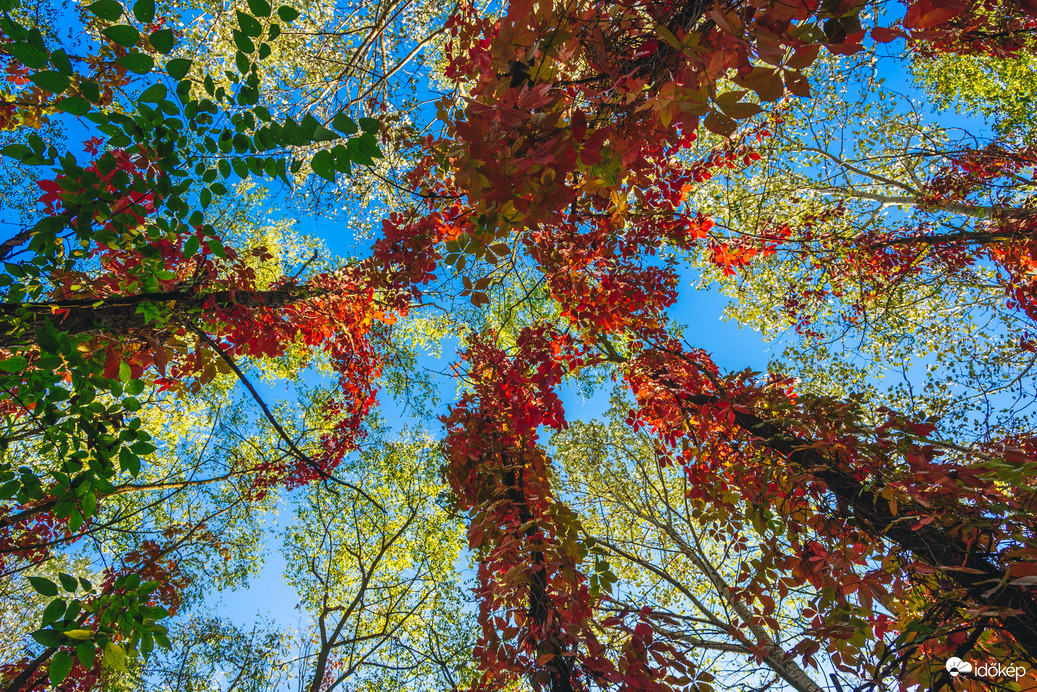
[[1, 0, 1036, 690]]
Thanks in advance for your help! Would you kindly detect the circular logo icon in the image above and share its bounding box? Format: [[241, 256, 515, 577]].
[[946, 658, 973, 677]]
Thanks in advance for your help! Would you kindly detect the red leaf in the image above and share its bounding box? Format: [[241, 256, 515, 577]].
[[870, 26, 906, 42], [911, 515, 936, 530], [826, 31, 866, 54], [632, 39, 658, 58], [571, 109, 587, 142], [903, 0, 966, 29]]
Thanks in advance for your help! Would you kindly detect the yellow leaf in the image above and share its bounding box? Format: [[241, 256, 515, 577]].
[[102, 642, 127, 672], [653, 22, 682, 50], [659, 104, 673, 127], [64, 629, 93, 640]]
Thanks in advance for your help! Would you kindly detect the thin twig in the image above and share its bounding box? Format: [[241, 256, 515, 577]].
[[185, 322, 385, 513]]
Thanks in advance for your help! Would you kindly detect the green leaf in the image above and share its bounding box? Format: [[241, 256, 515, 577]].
[[236, 10, 262, 37], [0, 16, 25, 39], [58, 573, 78, 592], [332, 112, 358, 134], [1, 144, 32, 161], [133, 0, 154, 23], [56, 96, 90, 115], [300, 113, 319, 141], [130, 439, 157, 455], [331, 144, 351, 174], [80, 80, 101, 102], [237, 84, 257, 105], [235, 50, 250, 75], [32, 216, 64, 235], [0, 355, 28, 372], [206, 240, 226, 259], [118, 361, 131, 383], [120, 448, 141, 475], [81, 490, 96, 516], [50, 651, 74, 686], [149, 28, 174, 54], [117, 53, 154, 74], [138, 83, 166, 103], [76, 642, 96, 668], [5, 43, 49, 69], [101, 25, 140, 47], [268, 23, 280, 40], [358, 116, 379, 133], [0, 480, 19, 501], [31, 629, 64, 648], [85, 0, 123, 21], [310, 149, 335, 181], [254, 126, 272, 149], [280, 117, 301, 145], [183, 235, 200, 256], [28, 576, 58, 597], [312, 125, 339, 143], [165, 58, 192, 80], [357, 132, 382, 159], [233, 30, 255, 54], [247, 0, 271, 15], [276, 5, 299, 21], [49, 49, 73, 75], [41, 598, 66, 624], [29, 70, 70, 94]]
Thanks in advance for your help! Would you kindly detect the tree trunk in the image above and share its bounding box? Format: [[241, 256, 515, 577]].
[[680, 393, 1037, 658]]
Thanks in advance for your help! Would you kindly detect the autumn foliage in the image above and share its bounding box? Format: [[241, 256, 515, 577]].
[[2, 0, 1037, 689]]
